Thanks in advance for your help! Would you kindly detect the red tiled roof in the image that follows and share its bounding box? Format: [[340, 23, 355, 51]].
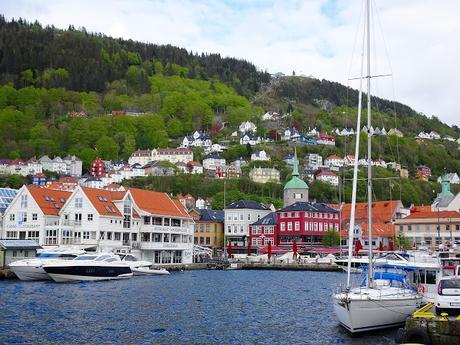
[[342, 200, 400, 224], [27, 186, 71, 216], [404, 210, 460, 220], [81, 187, 125, 217], [326, 155, 342, 160], [340, 223, 395, 238], [128, 188, 191, 218], [58, 176, 79, 184]]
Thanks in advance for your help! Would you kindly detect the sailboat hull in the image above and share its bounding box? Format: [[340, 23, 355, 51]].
[[333, 289, 422, 333]]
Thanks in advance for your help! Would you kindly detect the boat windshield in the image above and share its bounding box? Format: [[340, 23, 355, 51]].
[[440, 279, 460, 289], [74, 255, 98, 261], [37, 253, 77, 259], [95, 255, 114, 261]]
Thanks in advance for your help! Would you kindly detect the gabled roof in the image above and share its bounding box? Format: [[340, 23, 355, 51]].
[[341, 200, 400, 224], [403, 210, 460, 220], [127, 188, 191, 218], [251, 212, 278, 226], [198, 209, 224, 222], [27, 186, 72, 216], [279, 202, 338, 213], [81, 187, 125, 217], [226, 200, 270, 210]]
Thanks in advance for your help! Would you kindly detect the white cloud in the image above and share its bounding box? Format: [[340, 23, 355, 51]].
[[3, 0, 460, 126]]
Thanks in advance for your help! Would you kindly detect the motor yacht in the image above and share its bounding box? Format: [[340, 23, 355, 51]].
[[43, 253, 133, 282], [8, 250, 85, 281], [115, 253, 152, 268]]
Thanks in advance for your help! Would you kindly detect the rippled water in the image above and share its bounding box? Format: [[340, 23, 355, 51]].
[[0, 270, 397, 344]]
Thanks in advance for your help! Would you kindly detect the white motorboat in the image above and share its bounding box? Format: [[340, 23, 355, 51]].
[[131, 267, 170, 276], [8, 250, 84, 281], [43, 253, 132, 282], [115, 253, 152, 269], [332, 0, 421, 333]]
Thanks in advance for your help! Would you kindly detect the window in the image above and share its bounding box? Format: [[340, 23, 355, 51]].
[[75, 197, 83, 208], [287, 222, 292, 231], [18, 212, 27, 224], [107, 232, 112, 240], [114, 232, 121, 241], [240, 226, 244, 233], [83, 231, 90, 240], [9, 214, 15, 221], [408, 225, 412, 231], [416, 224, 421, 232], [75, 213, 82, 225], [32, 213, 37, 221], [206, 237, 210, 245], [446, 225, 450, 231], [227, 214, 231, 221], [295, 222, 300, 231], [206, 224, 210, 233], [247, 214, 251, 221], [87, 214, 93, 221], [425, 224, 430, 233], [281, 222, 285, 231], [20, 195, 27, 208], [164, 218, 170, 226], [456, 224, 460, 231], [144, 216, 151, 225], [227, 225, 231, 234]]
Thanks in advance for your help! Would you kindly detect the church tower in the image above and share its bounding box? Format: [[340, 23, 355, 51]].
[[283, 148, 309, 207]]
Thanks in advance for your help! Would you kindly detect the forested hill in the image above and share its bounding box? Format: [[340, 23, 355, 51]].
[[0, 16, 270, 96]]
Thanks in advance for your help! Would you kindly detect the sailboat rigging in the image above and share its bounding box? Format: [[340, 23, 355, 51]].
[[332, 0, 422, 333]]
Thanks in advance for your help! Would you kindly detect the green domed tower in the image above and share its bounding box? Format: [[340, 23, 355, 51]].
[[283, 148, 309, 207]]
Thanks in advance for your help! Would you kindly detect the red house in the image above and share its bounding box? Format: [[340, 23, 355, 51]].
[[276, 202, 340, 246], [249, 212, 278, 250], [416, 165, 431, 180], [90, 157, 105, 177]]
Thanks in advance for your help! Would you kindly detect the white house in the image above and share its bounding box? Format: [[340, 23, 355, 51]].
[[416, 132, 431, 140], [240, 133, 261, 146], [315, 170, 339, 186], [305, 154, 323, 170], [372, 159, 387, 168], [205, 143, 226, 154], [251, 150, 270, 162], [324, 155, 344, 168], [224, 200, 271, 248], [429, 131, 441, 140], [188, 161, 204, 174], [63, 156, 83, 177], [239, 121, 257, 133], [202, 154, 226, 171], [6, 160, 43, 176], [2, 186, 71, 245], [2, 186, 195, 264], [344, 155, 356, 167], [180, 131, 212, 148]]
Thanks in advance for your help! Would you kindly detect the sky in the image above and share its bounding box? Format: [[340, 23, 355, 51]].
[[3, 0, 460, 126]]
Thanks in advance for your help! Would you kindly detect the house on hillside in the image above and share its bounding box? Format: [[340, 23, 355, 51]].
[[239, 121, 257, 133], [416, 165, 432, 181], [315, 169, 339, 186], [324, 155, 344, 168], [251, 150, 270, 162], [240, 133, 261, 146], [316, 133, 335, 146], [437, 173, 460, 185]]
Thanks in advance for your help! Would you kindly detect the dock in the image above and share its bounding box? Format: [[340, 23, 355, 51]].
[[396, 303, 460, 345], [241, 262, 342, 271]]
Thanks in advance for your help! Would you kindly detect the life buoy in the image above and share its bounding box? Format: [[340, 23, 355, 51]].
[[402, 327, 431, 345], [417, 284, 426, 294]]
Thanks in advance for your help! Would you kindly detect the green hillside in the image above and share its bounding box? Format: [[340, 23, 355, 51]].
[[0, 16, 459, 207]]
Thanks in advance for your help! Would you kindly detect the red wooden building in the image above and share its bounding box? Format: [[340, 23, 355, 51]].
[[276, 201, 340, 246]]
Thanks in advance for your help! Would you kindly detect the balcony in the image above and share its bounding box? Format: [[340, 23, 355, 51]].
[[139, 241, 191, 250]]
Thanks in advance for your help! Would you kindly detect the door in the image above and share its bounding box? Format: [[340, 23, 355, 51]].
[[19, 231, 26, 240]]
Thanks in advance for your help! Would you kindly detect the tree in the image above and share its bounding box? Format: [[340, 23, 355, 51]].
[[95, 136, 119, 160], [395, 231, 411, 250], [322, 230, 340, 246]]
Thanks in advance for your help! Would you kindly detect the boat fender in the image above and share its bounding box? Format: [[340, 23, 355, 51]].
[[417, 284, 426, 294], [402, 327, 431, 345]]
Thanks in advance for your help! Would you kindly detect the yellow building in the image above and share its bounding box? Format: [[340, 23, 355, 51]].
[[395, 209, 460, 249], [189, 209, 224, 256], [249, 167, 280, 184]]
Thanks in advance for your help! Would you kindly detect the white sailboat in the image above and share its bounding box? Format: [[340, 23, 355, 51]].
[[332, 0, 422, 333]]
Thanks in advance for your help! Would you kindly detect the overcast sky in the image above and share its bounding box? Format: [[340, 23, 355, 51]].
[[3, 0, 460, 126]]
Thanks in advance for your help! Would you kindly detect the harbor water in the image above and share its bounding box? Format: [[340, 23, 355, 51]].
[[0, 270, 397, 344]]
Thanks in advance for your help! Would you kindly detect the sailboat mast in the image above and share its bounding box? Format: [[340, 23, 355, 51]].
[[366, 0, 374, 286], [345, 9, 366, 290]]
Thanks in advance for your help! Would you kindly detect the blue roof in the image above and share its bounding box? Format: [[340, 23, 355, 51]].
[[226, 200, 270, 210], [279, 202, 338, 213], [251, 212, 278, 226], [198, 209, 224, 222], [204, 154, 225, 160], [0, 239, 42, 250]]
